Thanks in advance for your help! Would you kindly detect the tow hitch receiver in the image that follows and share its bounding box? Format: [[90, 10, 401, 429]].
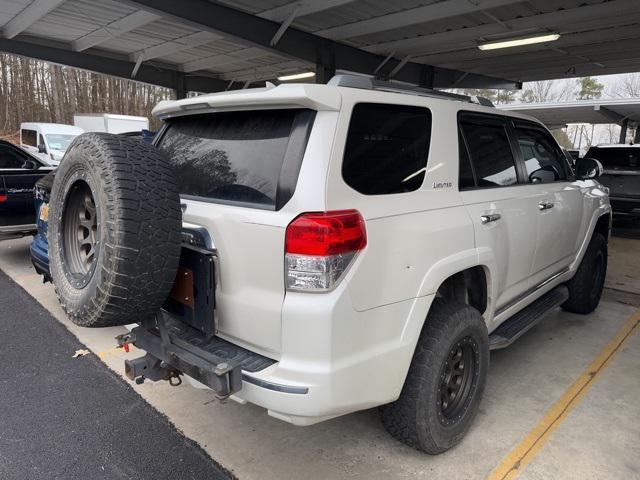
[[117, 310, 244, 397], [124, 353, 182, 386]]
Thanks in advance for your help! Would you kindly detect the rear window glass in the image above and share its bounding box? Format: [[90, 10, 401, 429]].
[[158, 109, 314, 209], [342, 103, 432, 195], [586, 147, 640, 170]]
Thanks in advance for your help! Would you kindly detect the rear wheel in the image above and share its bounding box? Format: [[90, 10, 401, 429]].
[[562, 233, 607, 314], [380, 299, 489, 454], [48, 133, 182, 327]]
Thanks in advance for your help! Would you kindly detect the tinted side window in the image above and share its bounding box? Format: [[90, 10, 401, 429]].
[[515, 127, 568, 183], [22, 129, 37, 147], [460, 120, 518, 187], [0, 145, 27, 169], [342, 103, 431, 195], [458, 130, 475, 189]]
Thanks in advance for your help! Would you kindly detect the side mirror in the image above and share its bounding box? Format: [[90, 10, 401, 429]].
[[37, 143, 47, 154], [575, 157, 603, 180]]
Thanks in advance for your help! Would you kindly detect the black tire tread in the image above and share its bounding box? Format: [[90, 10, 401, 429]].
[[49, 133, 181, 327], [562, 232, 607, 315], [380, 299, 488, 454]]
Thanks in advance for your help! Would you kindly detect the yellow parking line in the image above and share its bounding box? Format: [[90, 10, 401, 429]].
[[487, 309, 640, 480]]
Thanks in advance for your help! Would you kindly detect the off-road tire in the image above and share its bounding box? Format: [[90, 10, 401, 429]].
[[562, 233, 607, 314], [380, 299, 489, 454], [48, 133, 182, 327]]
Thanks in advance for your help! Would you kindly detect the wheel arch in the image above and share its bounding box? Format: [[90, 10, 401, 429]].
[[415, 249, 497, 326], [571, 206, 612, 273]]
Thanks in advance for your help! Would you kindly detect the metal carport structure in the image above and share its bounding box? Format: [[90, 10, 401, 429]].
[[1, 0, 639, 97], [501, 98, 640, 142]]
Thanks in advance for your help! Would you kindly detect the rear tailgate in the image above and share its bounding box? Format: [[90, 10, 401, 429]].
[[156, 108, 317, 358]]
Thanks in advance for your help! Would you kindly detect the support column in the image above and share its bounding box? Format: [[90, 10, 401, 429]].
[[418, 65, 435, 89], [174, 73, 187, 99], [315, 47, 335, 84], [619, 118, 629, 144], [315, 62, 335, 84], [634, 125, 640, 144]]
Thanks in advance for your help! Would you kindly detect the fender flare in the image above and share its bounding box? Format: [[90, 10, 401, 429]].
[[571, 203, 612, 272], [416, 248, 496, 326]]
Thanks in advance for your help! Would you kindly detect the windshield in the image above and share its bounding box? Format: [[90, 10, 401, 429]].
[[45, 134, 77, 152], [158, 109, 315, 210]]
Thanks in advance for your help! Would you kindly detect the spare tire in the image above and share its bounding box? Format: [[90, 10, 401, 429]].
[[48, 133, 182, 327]]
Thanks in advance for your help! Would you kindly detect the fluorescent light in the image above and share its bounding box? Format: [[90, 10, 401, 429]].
[[478, 33, 560, 51], [277, 71, 315, 81]]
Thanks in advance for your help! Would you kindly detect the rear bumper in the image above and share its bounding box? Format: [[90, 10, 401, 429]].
[[129, 294, 434, 426], [230, 293, 435, 425]]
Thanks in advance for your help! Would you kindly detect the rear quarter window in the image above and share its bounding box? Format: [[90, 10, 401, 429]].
[[341, 103, 432, 195], [158, 109, 315, 210]]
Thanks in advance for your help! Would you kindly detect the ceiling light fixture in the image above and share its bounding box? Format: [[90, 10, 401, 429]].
[[277, 71, 316, 81], [478, 33, 560, 51]]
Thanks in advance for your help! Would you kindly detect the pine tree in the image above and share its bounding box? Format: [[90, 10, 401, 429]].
[[576, 77, 604, 100]]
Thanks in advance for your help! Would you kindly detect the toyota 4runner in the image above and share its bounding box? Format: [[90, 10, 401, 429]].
[[46, 75, 611, 454]]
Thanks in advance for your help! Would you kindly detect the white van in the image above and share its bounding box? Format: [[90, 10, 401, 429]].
[[20, 122, 84, 166], [73, 113, 149, 134]]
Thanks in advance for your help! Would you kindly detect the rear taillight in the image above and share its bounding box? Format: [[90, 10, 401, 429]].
[[285, 210, 366, 292]]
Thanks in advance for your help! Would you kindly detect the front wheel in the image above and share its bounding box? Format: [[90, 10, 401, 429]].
[[380, 299, 489, 454], [562, 233, 607, 314]]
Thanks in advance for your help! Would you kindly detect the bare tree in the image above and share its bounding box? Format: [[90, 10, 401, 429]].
[[611, 73, 640, 98], [520, 79, 576, 103], [0, 53, 173, 139]]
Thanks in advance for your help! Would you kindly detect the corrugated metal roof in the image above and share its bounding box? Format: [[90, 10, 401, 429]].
[[1, 0, 639, 88]]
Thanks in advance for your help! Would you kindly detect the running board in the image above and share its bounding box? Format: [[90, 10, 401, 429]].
[[489, 286, 569, 350]]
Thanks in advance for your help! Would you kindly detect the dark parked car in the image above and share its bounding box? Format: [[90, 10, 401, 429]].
[[585, 144, 640, 218], [0, 139, 53, 239], [31, 170, 55, 281]]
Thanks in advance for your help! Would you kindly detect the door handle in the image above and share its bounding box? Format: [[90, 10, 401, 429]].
[[480, 213, 501, 224], [538, 201, 554, 210]]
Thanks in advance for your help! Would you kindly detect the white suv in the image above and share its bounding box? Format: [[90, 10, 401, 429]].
[[47, 75, 611, 454]]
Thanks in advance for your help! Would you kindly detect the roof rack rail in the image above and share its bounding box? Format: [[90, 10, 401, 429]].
[[327, 74, 495, 107]]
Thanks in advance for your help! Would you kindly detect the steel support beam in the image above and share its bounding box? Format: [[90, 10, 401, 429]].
[[315, 62, 335, 85], [620, 119, 629, 144], [117, 0, 518, 89], [594, 105, 625, 125], [0, 37, 228, 94]]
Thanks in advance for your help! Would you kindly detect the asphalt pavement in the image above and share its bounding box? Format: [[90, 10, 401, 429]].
[[0, 270, 232, 480]]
